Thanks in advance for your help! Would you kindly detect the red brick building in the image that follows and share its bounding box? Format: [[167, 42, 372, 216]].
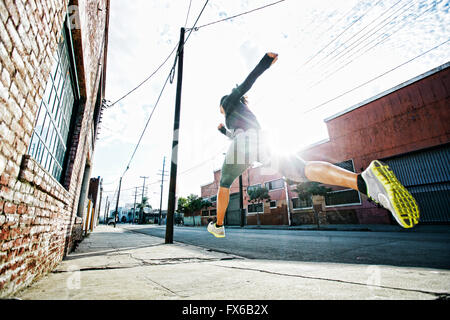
[[200, 62, 450, 226], [0, 0, 110, 296]]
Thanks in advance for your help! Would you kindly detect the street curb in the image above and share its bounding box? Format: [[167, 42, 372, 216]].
[[117, 223, 450, 234]]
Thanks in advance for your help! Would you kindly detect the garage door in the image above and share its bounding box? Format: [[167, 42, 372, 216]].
[[383, 144, 450, 223]]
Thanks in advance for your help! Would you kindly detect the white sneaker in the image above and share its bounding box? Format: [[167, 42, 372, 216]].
[[207, 221, 225, 238], [361, 160, 420, 228]]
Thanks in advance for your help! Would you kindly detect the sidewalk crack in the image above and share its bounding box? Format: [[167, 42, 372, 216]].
[[142, 275, 188, 298], [52, 256, 241, 273], [214, 264, 449, 299]]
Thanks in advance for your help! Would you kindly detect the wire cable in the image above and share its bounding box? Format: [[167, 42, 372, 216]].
[[296, 0, 382, 73], [308, 0, 408, 72], [111, 0, 212, 204], [308, 1, 436, 90], [122, 71, 172, 177], [190, 0, 287, 31], [301, 38, 450, 115], [305, 0, 418, 88], [169, 0, 209, 84], [107, 0, 208, 106], [184, 0, 193, 28], [319, 0, 416, 73], [107, 42, 179, 108]]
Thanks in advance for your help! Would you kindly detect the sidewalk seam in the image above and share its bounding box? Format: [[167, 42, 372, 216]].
[[213, 264, 449, 299]]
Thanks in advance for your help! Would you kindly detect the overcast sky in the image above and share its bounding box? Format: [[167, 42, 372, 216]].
[[92, 0, 449, 212]]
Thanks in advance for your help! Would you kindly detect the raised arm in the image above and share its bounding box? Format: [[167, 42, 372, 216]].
[[222, 52, 278, 109], [218, 123, 234, 139]]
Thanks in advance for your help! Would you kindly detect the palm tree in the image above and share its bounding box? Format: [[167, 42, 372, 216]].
[[137, 197, 152, 224]]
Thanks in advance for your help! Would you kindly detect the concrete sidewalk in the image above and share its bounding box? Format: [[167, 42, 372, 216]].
[[14, 225, 450, 300]]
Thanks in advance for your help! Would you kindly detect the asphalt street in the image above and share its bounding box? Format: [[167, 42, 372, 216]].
[[121, 225, 450, 270]]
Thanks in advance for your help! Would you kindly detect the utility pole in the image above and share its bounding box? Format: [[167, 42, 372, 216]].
[[105, 199, 110, 224], [140, 176, 149, 224], [239, 175, 245, 227], [97, 178, 103, 227], [114, 176, 122, 228], [166, 27, 185, 244], [157, 156, 168, 225], [132, 187, 138, 224], [103, 196, 109, 224], [284, 178, 292, 226]]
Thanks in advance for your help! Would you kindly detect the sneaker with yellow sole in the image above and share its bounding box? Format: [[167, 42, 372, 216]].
[[361, 160, 420, 228], [207, 221, 225, 238]]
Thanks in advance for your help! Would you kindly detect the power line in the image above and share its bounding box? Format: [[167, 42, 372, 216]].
[[309, 2, 363, 44], [184, 0, 193, 27], [103, 179, 161, 193], [109, 0, 212, 208], [103, 146, 226, 194], [304, 0, 417, 89], [296, 0, 382, 73], [253, 0, 382, 107], [124, 0, 211, 175], [308, 0, 436, 90], [107, 2, 202, 211], [107, 0, 207, 107], [180, 0, 210, 45], [189, 0, 287, 31], [307, 0, 409, 73], [122, 71, 172, 177], [168, 0, 210, 84], [107, 42, 179, 108], [302, 38, 449, 115], [178, 147, 227, 175]]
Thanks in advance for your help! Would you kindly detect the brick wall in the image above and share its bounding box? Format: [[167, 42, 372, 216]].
[[0, 0, 109, 297]]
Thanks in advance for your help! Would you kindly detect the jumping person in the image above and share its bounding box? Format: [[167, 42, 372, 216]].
[[207, 52, 420, 238]]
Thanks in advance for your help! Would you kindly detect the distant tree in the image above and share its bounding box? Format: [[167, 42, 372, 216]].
[[137, 197, 152, 224], [177, 194, 212, 226], [292, 181, 331, 201], [247, 186, 271, 226], [247, 186, 271, 204], [177, 197, 188, 214], [292, 181, 332, 228]]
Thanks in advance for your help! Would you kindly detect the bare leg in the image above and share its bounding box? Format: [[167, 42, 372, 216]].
[[216, 186, 230, 226], [304, 161, 358, 190]]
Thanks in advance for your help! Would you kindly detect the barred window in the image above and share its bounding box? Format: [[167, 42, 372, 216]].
[[201, 210, 209, 217], [292, 197, 313, 209], [334, 159, 355, 172], [265, 179, 284, 191], [28, 28, 75, 182], [247, 184, 262, 195], [248, 203, 264, 213], [324, 159, 361, 206], [325, 190, 361, 206], [209, 209, 217, 216]]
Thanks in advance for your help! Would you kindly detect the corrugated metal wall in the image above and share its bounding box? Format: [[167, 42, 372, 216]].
[[384, 144, 450, 223], [225, 193, 243, 226]]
